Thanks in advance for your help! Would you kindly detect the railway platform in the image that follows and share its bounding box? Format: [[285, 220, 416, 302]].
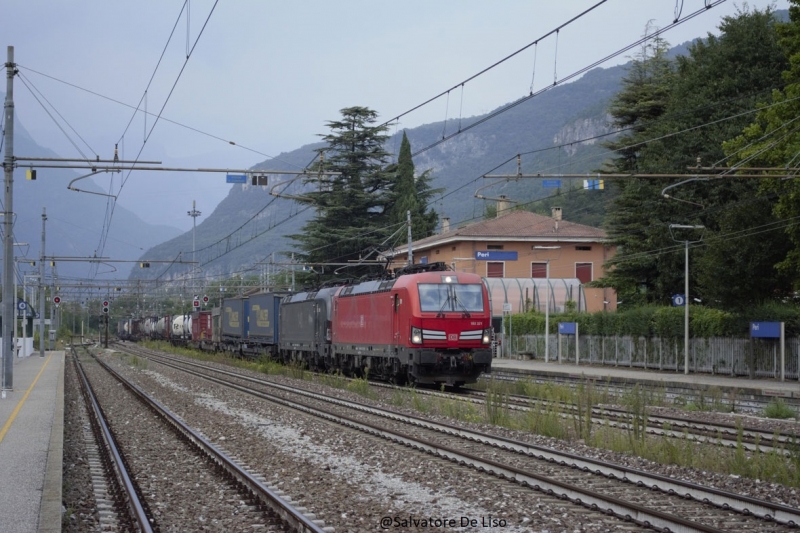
[[0, 351, 64, 533], [490, 357, 800, 404]]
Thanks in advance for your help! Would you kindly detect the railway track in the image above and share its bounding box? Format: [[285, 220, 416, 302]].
[[70, 346, 332, 532], [118, 343, 800, 532], [396, 384, 800, 454], [486, 368, 796, 413]]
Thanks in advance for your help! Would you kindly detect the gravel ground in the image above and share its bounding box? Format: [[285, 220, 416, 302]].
[[61, 355, 100, 532], [63, 349, 800, 531], [100, 352, 649, 532]]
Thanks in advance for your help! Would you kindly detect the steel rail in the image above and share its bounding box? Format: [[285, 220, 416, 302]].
[[455, 388, 794, 453], [88, 351, 330, 533], [71, 348, 154, 532], [130, 347, 794, 531]]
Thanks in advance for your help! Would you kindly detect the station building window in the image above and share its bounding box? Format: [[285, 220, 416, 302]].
[[486, 262, 504, 278], [576, 263, 593, 284]]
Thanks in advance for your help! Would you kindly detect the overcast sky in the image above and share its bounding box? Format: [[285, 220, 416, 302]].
[[2, 0, 790, 231]]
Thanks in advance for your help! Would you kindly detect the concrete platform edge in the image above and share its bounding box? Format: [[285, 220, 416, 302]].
[[38, 353, 64, 533]]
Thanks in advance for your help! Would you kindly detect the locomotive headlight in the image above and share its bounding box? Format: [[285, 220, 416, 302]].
[[411, 326, 423, 344], [482, 328, 492, 344]]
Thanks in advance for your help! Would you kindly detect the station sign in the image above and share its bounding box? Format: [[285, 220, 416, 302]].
[[751, 322, 781, 339], [475, 251, 518, 261], [226, 173, 247, 184], [558, 322, 577, 335]]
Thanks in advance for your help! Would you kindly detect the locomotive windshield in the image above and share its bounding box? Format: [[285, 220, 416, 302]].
[[418, 283, 484, 313]]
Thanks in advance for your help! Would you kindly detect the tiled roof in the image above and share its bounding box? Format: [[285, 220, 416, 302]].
[[408, 210, 607, 250]]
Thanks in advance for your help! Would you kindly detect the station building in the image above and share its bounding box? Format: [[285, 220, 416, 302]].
[[387, 207, 617, 315]]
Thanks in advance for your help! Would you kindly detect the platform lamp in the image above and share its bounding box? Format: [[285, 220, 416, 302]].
[[534, 245, 561, 363]]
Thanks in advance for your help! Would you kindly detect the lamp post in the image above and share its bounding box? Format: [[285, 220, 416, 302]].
[[534, 245, 561, 363], [669, 224, 704, 375]]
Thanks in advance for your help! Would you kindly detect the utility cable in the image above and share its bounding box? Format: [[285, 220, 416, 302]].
[[16, 65, 297, 167], [95, 0, 220, 266]]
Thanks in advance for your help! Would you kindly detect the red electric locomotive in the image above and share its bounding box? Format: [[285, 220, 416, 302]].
[[331, 262, 492, 387]]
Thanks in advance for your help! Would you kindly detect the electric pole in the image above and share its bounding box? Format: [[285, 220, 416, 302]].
[[39, 208, 46, 357], [188, 200, 201, 299], [2, 46, 16, 393]]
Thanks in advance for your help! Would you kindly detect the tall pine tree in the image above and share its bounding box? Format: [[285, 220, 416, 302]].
[[291, 106, 394, 278], [386, 132, 441, 243]]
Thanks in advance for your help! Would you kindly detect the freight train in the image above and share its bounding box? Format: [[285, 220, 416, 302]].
[[118, 262, 493, 386]]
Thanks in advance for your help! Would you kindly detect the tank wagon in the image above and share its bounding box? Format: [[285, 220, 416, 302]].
[[171, 314, 192, 344]]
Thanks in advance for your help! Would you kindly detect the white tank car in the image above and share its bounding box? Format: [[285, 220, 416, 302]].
[[172, 314, 192, 340]]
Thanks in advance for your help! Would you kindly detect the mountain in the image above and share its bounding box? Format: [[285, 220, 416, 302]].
[[130, 61, 624, 285], [1, 112, 182, 286], [133, 24, 777, 285]]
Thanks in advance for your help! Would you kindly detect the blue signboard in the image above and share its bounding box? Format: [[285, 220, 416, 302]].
[[226, 173, 247, 184], [751, 321, 781, 338], [542, 179, 562, 188], [475, 251, 518, 261], [558, 322, 576, 335], [671, 294, 685, 307]]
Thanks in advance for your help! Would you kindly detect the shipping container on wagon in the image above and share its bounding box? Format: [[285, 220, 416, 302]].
[[211, 306, 221, 345], [221, 297, 248, 349], [192, 310, 213, 343], [246, 292, 286, 345]]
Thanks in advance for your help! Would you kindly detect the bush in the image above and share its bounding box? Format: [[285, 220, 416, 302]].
[[507, 301, 798, 339], [764, 398, 796, 419]]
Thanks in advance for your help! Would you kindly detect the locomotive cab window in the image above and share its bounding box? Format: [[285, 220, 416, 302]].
[[418, 283, 484, 313]]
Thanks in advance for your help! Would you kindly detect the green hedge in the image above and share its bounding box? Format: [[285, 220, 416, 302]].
[[506, 302, 800, 338]]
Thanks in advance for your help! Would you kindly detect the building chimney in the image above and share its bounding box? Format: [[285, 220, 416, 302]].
[[497, 195, 510, 218], [441, 217, 450, 234], [551, 206, 562, 221]]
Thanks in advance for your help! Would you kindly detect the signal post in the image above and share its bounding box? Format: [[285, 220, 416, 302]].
[[102, 300, 109, 348]]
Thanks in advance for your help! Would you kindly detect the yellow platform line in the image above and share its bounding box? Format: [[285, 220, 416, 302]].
[[0, 354, 53, 444]]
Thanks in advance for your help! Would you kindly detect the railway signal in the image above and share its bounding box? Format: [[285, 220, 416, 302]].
[[102, 300, 109, 314], [52, 296, 61, 305]]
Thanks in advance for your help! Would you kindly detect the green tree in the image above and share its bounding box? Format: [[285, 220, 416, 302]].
[[723, 0, 800, 283], [602, 8, 791, 307], [386, 132, 441, 241], [599, 33, 677, 305], [291, 106, 395, 279]]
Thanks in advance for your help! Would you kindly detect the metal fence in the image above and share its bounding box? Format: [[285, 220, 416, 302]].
[[502, 334, 800, 380]]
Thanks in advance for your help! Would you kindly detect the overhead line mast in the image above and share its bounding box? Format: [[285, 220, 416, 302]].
[[2, 46, 15, 393]]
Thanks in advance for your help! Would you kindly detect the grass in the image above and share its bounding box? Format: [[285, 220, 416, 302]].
[[133, 341, 800, 487], [345, 375, 375, 399], [764, 398, 796, 419]]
